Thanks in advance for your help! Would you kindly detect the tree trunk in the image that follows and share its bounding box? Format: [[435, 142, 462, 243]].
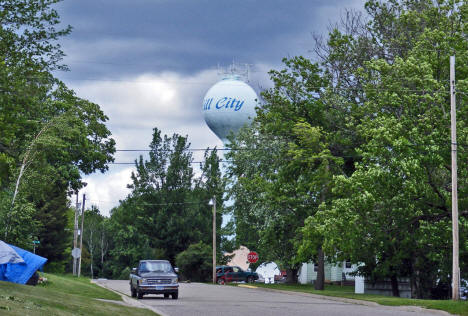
[[89, 230, 94, 279], [410, 274, 418, 299], [6, 119, 56, 239], [315, 247, 325, 290], [391, 275, 400, 297], [286, 267, 298, 283], [409, 260, 419, 299], [314, 161, 328, 291], [100, 230, 108, 276]]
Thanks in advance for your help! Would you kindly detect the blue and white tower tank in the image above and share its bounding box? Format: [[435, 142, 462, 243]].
[[202, 75, 258, 144]]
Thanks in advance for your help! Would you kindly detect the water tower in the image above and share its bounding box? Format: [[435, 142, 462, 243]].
[[202, 66, 259, 271], [202, 66, 258, 144]]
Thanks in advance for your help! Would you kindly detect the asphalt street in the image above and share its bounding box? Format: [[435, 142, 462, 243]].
[[97, 280, 449, 316]]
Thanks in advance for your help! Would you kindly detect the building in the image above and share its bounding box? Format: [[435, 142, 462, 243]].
[[298, 260, 358, 285]]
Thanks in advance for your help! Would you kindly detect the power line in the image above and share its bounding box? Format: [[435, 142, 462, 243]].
[[110, 147, 467, 165], [59, 45, 456, 67], [86, 199, 206, 206], [110, 160, 232, 165], [0, 76, 457, 94], [114, 142, 468, 153]]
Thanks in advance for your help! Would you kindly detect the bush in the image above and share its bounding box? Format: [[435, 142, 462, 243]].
[[118, 267, 131, 280], [44, 261, 66, 273], [175, 242, 212, 282]]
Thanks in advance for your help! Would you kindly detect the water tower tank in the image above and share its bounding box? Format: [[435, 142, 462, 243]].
[[202, 75, 258, 143]]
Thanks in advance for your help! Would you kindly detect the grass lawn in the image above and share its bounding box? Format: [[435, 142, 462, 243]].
[[246, 283, 468, 316], [0, 273, 157, 316]]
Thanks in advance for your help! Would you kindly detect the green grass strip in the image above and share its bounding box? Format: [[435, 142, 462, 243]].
[[0, 273, 157, 316], [248, 283, 468, 315]]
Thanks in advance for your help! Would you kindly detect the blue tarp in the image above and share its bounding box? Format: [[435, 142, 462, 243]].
[[0, 243, 47, 284]]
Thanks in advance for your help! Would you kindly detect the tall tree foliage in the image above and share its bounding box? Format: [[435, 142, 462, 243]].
[[82, 207, 110, 278], [299, 0, 468, 298], [227, 56, 353, 286], [226, 124, 291, 273], [228, 0, 467, 297], [0, 0, 115, 266], [107, 128, 224, 277], [33, 179, 73, 272]]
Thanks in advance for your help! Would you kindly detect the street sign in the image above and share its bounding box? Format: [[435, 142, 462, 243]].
[[71, 247, 81, 259], [247, 251, 259, 263], [32, 240, 40, 244]]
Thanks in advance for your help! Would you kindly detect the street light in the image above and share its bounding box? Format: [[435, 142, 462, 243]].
[[209, 196, 216, 284]]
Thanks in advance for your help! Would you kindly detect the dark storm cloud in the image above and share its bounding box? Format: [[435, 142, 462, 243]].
[[56, 0, 364, 79], [55, 0, 365, 214]]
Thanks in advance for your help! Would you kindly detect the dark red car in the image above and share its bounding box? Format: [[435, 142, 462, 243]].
[[216, 265, 259, 284]]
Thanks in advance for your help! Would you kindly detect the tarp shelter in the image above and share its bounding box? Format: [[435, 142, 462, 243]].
[[0, 241, 47, 284], [0, 240, 24, 264]]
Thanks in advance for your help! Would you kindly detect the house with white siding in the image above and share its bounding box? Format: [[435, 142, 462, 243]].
[[298, 260, 358, 285]]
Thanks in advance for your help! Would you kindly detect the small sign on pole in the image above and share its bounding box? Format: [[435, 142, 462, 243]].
[[247, 251, 259, 264], [71, 247, 81, 259], [32, 240, 40, 254]]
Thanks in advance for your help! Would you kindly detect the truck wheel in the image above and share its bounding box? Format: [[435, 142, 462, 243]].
[[171, 292, 178, 300], [164, 294, 169, 298], [247, 276, 254, 283], [131, 286, 137, 298], [137, 289, 144, 299], [217, 278, 225, 285]]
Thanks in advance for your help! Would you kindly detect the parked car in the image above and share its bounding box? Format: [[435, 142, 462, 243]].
[[460, 279, 468, 300], [130, 260, 179, 299], [216, 265, 258, 284], [274, 270, 287, 283], [460, 286, 467, 300]]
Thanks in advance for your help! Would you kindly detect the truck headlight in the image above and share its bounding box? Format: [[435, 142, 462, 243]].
[[171, 277, 178, 284], [141, 278, 148, 284]]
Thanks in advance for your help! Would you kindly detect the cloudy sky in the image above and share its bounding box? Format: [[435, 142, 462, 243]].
[[53, 0, 365, 215]]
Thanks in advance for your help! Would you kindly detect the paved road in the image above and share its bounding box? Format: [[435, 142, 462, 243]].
[[97, 280, 448, 316]]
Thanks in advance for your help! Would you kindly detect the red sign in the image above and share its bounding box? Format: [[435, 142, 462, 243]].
[[247, 251, 259, 263]]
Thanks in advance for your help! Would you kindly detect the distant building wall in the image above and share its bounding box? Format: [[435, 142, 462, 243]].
[[364, 278, 412, 298], [224, 245, 250, 271], [298, 261, 357, 284]]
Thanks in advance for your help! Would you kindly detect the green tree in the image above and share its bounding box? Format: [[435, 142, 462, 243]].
[[227, 57, 351, 287], [226, 124, 288, 273], [107, 128, 224, 278], [34, 179, 73, 273], [82, 206, 107, 278], [175, 242, 212, 282], [302, 0, 468, 298], [0, 0, 115, 265]]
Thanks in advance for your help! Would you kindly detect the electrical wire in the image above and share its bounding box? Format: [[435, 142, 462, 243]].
[[85, 199, 207, 206], [2, 76, 455, 93], [110, 160, 232, 165], [114, 142, 468, 153]]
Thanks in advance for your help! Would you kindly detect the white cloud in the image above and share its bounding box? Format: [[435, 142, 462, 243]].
[[67, 69, 263, 215], [79, 167, 134, 217]]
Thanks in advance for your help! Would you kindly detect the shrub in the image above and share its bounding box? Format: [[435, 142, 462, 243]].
[[118, 267, 131, 280], [175, 242, 212, 282]]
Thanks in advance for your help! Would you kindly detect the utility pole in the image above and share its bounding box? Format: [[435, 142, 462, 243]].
[[78, 194, 86, 278], [73, 192, 79, 276], [450, 56, 459, 300], [212, 196, 216, 284]]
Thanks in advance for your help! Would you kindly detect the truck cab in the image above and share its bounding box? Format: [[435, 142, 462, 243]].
[[129, 260, 179, 299]]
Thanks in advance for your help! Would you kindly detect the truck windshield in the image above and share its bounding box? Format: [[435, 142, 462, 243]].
[[140, 261, 172, 273]]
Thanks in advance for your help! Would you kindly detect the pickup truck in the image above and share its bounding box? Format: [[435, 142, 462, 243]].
[[129, 260, 179, 299]]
